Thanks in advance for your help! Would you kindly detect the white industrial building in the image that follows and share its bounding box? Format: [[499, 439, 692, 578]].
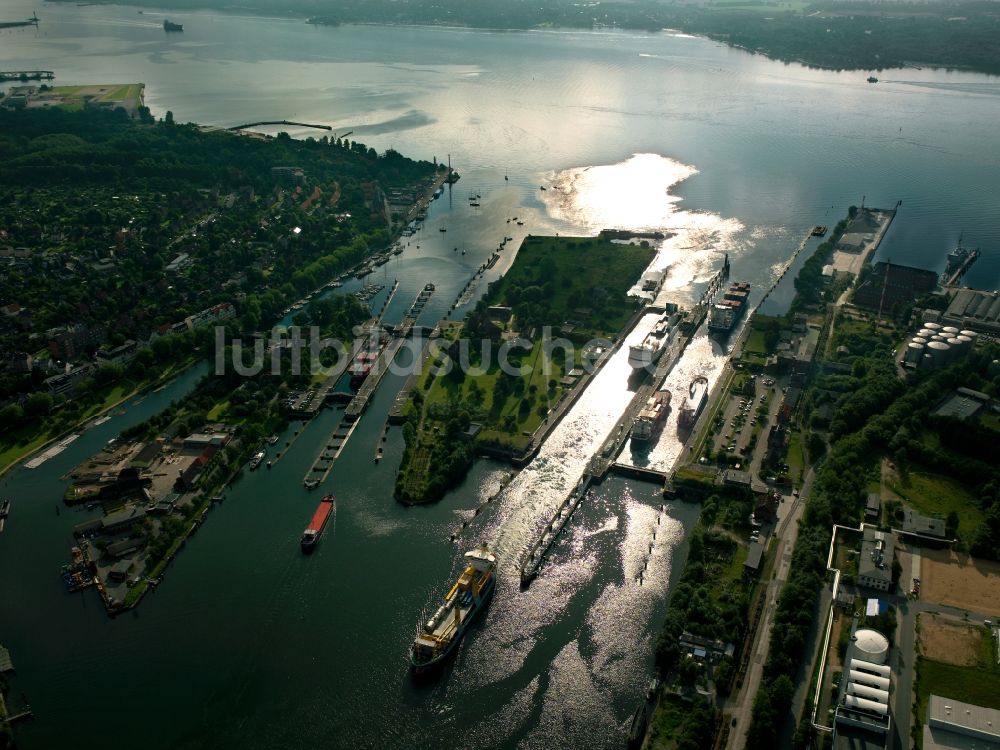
[[924, 695, 1000, 750], [833, 621, 893, 748]]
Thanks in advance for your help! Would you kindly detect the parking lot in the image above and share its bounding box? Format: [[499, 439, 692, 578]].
[[710, 374, 774, 461]]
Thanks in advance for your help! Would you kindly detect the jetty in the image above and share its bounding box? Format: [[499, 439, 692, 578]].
[[228, 120, 332, 132], [0, 13, 39, 30]]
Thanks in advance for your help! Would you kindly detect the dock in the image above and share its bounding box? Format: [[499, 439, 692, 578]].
[[395, 284, 435, 338], [302, 420, 360, 487], [518, 315, 689, 586], [943, 247, 980, 287], [344, 337, 402, 422]]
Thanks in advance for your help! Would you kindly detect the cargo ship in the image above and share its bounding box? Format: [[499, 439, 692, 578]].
[[410, 546, 496, 674], [631, 390, 671, 443], [708, 281, 750, 333], [163, 19, 183, 32], [300, 494, 335, 551], [678, 376, 709, 430], [628, 308, 679, 371], [349, 331, 388, 389]]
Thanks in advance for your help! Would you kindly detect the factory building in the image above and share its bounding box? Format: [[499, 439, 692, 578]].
[[833, 620, 893, 748]]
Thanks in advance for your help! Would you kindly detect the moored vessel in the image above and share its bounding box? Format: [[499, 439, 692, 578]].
[[631, 390, 671, 443], [248, 450, 265, 470], [410, 546, 496, 673], [300, 494, 335, 552], [708, 281, 749, 333], [628, 309, 679, 371], [349, 332, 388, 389], [678, 376, 708, 429]]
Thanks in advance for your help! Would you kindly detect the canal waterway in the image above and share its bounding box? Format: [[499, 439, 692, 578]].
[[2, 3, 1000, 748]]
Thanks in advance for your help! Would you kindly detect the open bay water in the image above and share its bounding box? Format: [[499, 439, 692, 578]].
[[1, 3, 999, 748]]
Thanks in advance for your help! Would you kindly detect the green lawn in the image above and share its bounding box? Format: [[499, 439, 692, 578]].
[[206, 400, 230, 422], [889, 470, 984, 538], [488, 235, 653, 339], [744, 329, 768, 354], [786, 429, 805, 484]]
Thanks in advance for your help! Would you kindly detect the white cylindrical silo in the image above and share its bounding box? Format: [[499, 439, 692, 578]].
[[941, 326, 960, 335], [850, 658, 891, 677], [926, 340, 950, 367], [924, 321, 943, 331], [844, 695, 888, 715], [849, 670, 890, 690], [854, 629, 890, 665], [848, 682, 890, 703], [911, 336, 928, 345], [904, 342, 924, 365]]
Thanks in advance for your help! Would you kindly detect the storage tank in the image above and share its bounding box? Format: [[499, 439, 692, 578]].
[[848, 682, 890, 703], [924, 321, 943, 331], [960, 329, 979, 344], [849, 670, 890, 690], [911, 336, 928, 345], [853, 628, 890, 665], [850, 658, 891, 677], [951, 335, 973, 357], [929, 334, 945, 343], [926, 341, 950, 367], [941, 326, 960, 336], [917, 328, 934, 338], [844, 695, 888, 716], [904, 342, 924, 365]]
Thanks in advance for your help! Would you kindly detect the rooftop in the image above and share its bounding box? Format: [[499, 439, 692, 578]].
[[925, 694, 1000, 749], [858, 527, 894, 584], [899, 509, 947, 539], [933, 388, 991, 420]]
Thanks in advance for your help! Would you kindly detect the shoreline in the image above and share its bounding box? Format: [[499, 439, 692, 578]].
[[36, 2, 1000, 77]]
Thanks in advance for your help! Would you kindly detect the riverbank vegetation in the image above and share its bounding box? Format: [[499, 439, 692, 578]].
[[53, 0, 1000, 75], [394, 235, 653, 504], [648, 487, 760, 744]]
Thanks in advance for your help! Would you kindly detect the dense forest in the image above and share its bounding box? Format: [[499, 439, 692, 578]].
[[0, 106, 437, 466], [0, 107, 436, 395], [48, 0, 1000, 74]]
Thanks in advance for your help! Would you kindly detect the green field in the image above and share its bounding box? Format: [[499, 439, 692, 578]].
[[889, 470, 985, 538], [487, 234, 653, 340]]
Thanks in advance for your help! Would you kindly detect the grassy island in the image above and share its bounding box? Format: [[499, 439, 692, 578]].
[[394, 235, 654, 504]]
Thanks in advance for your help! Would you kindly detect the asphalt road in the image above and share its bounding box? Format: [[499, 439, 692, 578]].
[[726, 467, 815, 749]]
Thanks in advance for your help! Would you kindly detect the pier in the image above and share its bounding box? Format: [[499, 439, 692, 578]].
[[943, 247, 980, 287], [344, 338, 402, 422], [228, 120, 332, 132]]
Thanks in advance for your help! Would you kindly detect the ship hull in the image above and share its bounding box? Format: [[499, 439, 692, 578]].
[[409, 573, 495, 674]]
